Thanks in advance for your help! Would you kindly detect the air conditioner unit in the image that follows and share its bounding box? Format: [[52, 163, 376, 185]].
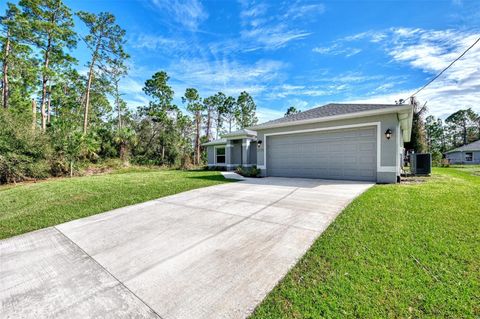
[[410, 153, 432, 176]]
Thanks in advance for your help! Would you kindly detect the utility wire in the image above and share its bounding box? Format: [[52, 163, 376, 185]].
[[403, 36, 480, 102]]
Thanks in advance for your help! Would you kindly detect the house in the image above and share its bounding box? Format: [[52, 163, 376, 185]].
[[445, 140, 480, 164], [203, 103, 414, 183]]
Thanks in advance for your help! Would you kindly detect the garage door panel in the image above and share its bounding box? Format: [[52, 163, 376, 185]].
[[359, 143, 375, 152], [267, 127, 377, 181]]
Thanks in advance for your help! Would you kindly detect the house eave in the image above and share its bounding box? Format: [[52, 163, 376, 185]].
[[248, 105, 414, 132], [397, 105, 413, 143], [222, 129, 257, 139], [202, 139, 227, 146], [446, 149, 480, 154]]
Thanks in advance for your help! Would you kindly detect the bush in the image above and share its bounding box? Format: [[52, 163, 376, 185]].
[[235, 165, 261, 177], [0, 111, 52, 184], [431, 150, 443, 166], [0, 153, 50, 184], [50, 158, 70, 177]]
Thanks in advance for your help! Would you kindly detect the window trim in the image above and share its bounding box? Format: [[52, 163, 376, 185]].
[[214, 146, 226, 164], [465, 152, 473, 162]]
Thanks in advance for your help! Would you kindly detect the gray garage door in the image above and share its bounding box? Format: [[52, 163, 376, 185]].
[[266, 126, 377, 181]]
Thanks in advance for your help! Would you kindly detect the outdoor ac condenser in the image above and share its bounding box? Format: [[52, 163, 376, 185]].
[[410, 153, 432, 176]]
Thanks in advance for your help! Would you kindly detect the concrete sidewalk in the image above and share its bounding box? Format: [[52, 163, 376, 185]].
[[0, 177, 373, 319]]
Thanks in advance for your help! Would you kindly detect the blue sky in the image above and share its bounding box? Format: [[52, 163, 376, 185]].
[[2, 0, 480, 123]]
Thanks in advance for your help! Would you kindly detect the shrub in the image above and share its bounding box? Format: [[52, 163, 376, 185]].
[[235, 165, 261, 177], [0, 111, 52, 184], [431, 150, 443, 166], [50, 158, 70, 177], [0, 154, 50, 183]]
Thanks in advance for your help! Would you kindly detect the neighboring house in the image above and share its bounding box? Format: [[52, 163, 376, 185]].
[[445, 140, 480, 164], [203, 103, 413, 183]]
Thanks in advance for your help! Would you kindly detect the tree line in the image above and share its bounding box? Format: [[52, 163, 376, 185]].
[[0, 0, 258, 184], [407, 98, 480, 162]]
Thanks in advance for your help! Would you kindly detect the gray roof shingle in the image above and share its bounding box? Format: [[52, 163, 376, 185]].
[[202, 138, 227, 146], [222, 129, 257, 137], [446, 139, 480, 153], [249, 103, 405, 129]]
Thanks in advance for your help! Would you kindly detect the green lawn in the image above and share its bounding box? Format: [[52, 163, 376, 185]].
[[251, 166, 480, 318], [0, 168, 230, 239]]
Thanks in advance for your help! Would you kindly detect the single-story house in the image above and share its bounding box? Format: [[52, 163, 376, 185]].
[[445, 140, 480, 164], [203, 103, 413, 183]]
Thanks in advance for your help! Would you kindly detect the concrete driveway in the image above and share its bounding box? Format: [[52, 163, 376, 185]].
[[1, 177, 372, 319]]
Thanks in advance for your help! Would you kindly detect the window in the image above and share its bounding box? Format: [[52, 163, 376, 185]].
[[216, 147, 226, 164], [465, 152, 473, 162]]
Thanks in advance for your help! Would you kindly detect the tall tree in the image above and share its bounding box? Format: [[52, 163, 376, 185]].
[[78, 11, 127, 134], [425, 115, 446, 162], [405, 97, 427, 153], [0, 3, 19, 109], [110, 59, 132, 163], [49, 68, 84, 123], [235, 91, 257, 129], [203, 92, 225, 141], [285, 106, 300, 116], [445, 108, 478, 146], [109, 57, 128, 131], [1, 3, 36, 113], [222, 95, 236, 133], [20, 0, 76, 131], [142, 71, 174, 111], [182, 88, 204, 165], [140, 71, 175, 163], [212, 92, 226, 139], [170, 110, 193, 168]]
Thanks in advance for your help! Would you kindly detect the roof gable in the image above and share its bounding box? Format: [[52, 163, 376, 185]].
[[446, 139, 480, 153]]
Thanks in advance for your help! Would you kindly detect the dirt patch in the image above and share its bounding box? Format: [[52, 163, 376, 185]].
[[401, 175, 429, 184], [81, 166, 114, 176]]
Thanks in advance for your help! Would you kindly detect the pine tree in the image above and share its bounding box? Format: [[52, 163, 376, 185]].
[[182, 88, 204, 165], [235, 91, 257, 129], [20, 0, 77, 131], [77, 11, 127, 134]]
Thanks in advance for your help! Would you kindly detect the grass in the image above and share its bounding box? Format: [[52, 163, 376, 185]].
[[0, 168, 230, 239], [251, 166, 480, 318]]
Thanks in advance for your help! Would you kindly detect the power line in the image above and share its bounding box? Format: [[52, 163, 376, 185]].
[[403, 36, 480, 102]]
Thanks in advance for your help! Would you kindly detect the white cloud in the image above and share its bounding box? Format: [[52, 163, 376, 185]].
[[331, 27, 480, 117], [386, 29, 480, 117], [311, 46, 332, 54], [131, 34, 186, 51], [312, 44, 362, 57], [255, 106, 285, 123], [117, 76, 150, 109], [124, 94, 150, 109], [237, 1, 314, 50], [342, 30, 388, 42], [265, 81, 350, 100], [286, 98, 309, 109], [241, 25, 311, 50], [282, 84, 305, 90], [324, 72, 384, 83], [369, 83, 395, 95], [167, 58, 286, 99], [283, 2, 325, 20], [150, 0, 208, 31], [119, 77, 144, 95], [240, 2, 268, 19]]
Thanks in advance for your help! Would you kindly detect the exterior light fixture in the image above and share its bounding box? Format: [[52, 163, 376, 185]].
[[257, 140, 263, 148], [385, 128, 392, 140]]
